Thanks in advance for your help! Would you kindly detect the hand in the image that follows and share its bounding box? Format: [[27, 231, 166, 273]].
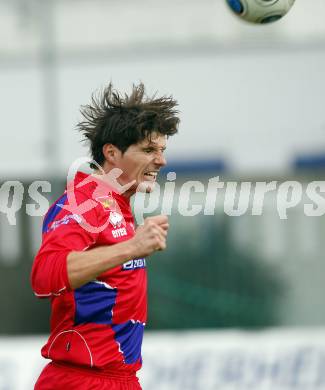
[[130, 215, 169, 258]]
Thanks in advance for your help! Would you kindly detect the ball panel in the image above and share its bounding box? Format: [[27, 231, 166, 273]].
[[226, 0, 244, 14], [255, 0, 280, 6], [260, 14, 283, 23]]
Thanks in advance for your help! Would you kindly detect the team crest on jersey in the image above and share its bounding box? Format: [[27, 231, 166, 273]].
[[96, 194, 117, 211]]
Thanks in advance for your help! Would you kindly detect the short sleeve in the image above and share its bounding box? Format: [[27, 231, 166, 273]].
[[31, 190, 99, 298]]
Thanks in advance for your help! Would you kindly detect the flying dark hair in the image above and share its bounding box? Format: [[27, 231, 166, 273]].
[[77, 82, 180, 169]]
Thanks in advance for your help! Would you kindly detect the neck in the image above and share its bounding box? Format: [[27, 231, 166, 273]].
[[92, 168, 135, 199]]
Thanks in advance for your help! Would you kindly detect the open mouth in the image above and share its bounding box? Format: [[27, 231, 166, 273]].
[[143, 171, 158, 181]]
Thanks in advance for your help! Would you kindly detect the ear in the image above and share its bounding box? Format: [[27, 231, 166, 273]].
[[102, 144, 120, 164]]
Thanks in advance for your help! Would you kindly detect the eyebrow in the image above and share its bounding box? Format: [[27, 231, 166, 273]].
[[142, 143, 166, 150]]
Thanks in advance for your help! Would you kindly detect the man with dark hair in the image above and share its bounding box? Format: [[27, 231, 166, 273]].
[[31, 83, 179, 389]]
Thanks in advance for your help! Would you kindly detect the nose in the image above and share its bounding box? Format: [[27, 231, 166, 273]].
[[154, 152, 167, 167]]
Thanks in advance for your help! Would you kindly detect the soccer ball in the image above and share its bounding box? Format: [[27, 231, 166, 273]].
[[226, 0, 296, 24]]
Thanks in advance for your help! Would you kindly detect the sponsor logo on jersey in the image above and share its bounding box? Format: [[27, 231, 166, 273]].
[[49, 214, 82, 231], [109, 211, 124, 228], [112, 227, 127, 238], [123, 258, 146, 270]]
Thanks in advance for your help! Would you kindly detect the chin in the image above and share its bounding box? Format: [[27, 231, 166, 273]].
[[137, 181, 156, 193]]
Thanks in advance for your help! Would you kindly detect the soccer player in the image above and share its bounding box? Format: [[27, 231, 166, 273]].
[[31, 83, 179, 389]]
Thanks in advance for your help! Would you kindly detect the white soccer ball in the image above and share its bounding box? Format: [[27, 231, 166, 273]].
[[226, 0, 296, 24]]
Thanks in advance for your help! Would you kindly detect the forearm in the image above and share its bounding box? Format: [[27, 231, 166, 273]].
[[67, 240, 136, 290]]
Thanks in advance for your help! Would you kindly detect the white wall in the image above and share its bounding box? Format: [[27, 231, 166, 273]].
[[2, 48, 325, 177]]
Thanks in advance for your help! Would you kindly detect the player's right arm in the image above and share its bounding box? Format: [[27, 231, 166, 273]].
[[67, 215, 168, 289], [31, 206, 168, 297]]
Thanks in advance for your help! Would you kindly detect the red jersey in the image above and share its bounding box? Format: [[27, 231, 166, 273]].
[[31, 171, 147, 375]]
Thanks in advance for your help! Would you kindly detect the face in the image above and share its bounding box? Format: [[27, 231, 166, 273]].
[[103, 133, 167, 196]]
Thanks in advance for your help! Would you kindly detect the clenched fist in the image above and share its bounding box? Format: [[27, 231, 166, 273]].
[[130, 215, 169, 258]]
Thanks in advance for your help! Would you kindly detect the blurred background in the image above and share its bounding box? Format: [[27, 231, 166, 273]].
[[1, 0, 325, 389]]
